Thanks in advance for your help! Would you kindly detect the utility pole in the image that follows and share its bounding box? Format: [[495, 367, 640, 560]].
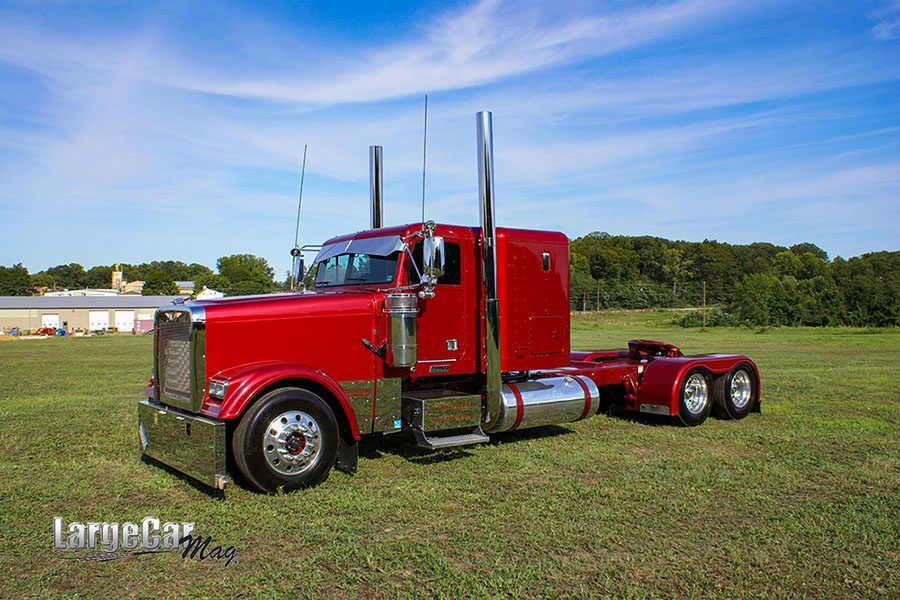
[[596, 285, 601, 311], [582, 291, 587, 312], [702, 280, 707, 329]]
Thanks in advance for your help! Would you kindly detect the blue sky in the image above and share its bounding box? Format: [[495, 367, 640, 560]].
[[0, 0, 898, 278]]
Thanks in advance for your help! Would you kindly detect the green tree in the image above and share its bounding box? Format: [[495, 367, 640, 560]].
[[631, 236, 669, 282], [797, 252, 829, 280], [0, 264, 32, 295], [773, 251, 803, 278], [120, 263, 146, 281], [39, 263, 87, 290], [588, 245, 639, 281], [215, 254, 275, 297], [790, 242, 828, 261], [796, 275, 845, 326], [731, 273, 778, 325], [732, 242, 786, 278], [832, 252, 900, 326], [688, 240, 737, 302], [142, 269, 179, 296], [30, 272, 56, 291], [186, 263, 214, 280], [662, 246, 694, 295], [84, 265, 113, 289], [570, 252, 592, 279], [769, 276, 801, 325]]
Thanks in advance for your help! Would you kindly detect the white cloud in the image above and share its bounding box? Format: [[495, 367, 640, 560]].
[[172, 0, 744, 104], [871, 0, 900, 40]]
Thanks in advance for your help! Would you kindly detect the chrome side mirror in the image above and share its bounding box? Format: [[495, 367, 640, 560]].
[[423, 235, 445, 282], [290, 255, 305, 291], [417, 222, 444, 299]]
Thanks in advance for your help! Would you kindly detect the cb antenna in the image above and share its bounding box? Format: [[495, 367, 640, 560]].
[[290, 144, 309, 289], [421, 94, 428, 226]]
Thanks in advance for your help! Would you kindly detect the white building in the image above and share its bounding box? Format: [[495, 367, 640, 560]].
[[195, 287, 224, 300]]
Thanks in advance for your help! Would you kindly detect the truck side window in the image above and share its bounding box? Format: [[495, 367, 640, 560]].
[[409, 241, 461, 285]]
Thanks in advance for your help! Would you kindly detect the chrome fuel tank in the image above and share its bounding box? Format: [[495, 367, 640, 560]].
[[488, 375, 600, 433], [385, 293, 417, 367]]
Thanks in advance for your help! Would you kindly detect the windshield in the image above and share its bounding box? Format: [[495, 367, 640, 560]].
[[314, 251, 401, 287]]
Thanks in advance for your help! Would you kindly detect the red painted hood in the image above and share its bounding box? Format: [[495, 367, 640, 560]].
[[193, 290, 383, 386], [191, 290, 377, 322]]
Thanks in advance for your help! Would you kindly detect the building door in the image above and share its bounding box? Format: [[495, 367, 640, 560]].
[[115, 310, 135, 333], [89, 310, 110, 331], [41, 314, 60, 329]]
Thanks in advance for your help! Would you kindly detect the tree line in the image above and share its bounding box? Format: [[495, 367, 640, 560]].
[[0, 255, 280, 297], [2, 236, 897, 327], [570, 233, 898, 327]]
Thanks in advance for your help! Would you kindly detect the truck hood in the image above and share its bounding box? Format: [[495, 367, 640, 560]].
[[190, 290, 379, 323], [192, 290, 383, 390]]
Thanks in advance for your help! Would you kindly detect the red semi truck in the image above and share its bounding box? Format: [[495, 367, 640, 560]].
[[138, 112, 760, 493]]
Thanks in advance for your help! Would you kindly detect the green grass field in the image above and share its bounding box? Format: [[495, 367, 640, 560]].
[[1, 311, 898, 598]]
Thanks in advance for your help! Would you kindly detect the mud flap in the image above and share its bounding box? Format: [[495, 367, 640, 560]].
[[335, 436, 358, 474]]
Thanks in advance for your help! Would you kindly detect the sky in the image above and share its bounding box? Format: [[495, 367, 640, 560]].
[[0, 0, 898, 278]]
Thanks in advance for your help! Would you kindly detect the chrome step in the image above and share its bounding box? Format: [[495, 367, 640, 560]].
[[412, 426, 490, 450]]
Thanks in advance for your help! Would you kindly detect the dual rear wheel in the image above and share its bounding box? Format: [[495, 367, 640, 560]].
[[673, 363, 756, 426]]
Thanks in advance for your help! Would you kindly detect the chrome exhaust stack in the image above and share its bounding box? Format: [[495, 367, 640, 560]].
[[476, 111, 502, 431], [369, 145, 383, 229]]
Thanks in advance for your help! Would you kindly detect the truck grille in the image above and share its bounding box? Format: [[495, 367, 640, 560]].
[[157, 311, 193, 406]]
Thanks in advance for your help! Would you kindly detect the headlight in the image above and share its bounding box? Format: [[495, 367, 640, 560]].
[[208, 378, 230, 399]]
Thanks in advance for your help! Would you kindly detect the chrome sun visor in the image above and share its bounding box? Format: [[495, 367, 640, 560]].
[[315, 235, 404, 263]]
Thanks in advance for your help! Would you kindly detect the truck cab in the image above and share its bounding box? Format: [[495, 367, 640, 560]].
[[138, 111, 760, 494]]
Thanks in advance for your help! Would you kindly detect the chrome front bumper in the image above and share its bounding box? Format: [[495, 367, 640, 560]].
[[138, 399, 228, 490]]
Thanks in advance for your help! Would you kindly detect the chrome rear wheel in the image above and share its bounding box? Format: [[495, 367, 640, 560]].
[[713, 364, 757, 420], [683, 373, 709, 416], [673, 369, 712, 426], [730, 370, 752, 410]]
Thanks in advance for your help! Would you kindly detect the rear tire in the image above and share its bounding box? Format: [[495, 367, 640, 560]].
[[672, 369, 712, 427], [233, 387, 338, 493], [713, 363, 756, 420]]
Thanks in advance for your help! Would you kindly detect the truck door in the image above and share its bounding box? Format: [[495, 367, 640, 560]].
[[408, 239, 472, 376]]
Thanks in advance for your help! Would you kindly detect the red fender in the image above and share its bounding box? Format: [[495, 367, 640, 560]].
[[202, 361, 361, 440], [636, 354, 760, 416]]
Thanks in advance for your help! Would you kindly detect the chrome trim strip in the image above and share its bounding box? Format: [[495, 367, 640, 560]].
[[374, 378, 403, 433], [339, 379, 374, 435], [639, 403, 671, 416]]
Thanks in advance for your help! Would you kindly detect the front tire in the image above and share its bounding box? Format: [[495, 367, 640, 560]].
[[672, 369, 712, 427], [233, 387, 338, 493], [713, 363, 756, 420]]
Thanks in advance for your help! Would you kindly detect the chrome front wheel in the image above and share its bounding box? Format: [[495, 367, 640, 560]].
[[263, 410, 323, 476], [233, 387, 338, 493]]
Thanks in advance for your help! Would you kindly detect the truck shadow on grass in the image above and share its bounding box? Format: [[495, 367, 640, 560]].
[[603, 404, 673, 427], [139, 455, 227, 500], [360, 425, 575, 465], [143, 414, 704, 496]]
